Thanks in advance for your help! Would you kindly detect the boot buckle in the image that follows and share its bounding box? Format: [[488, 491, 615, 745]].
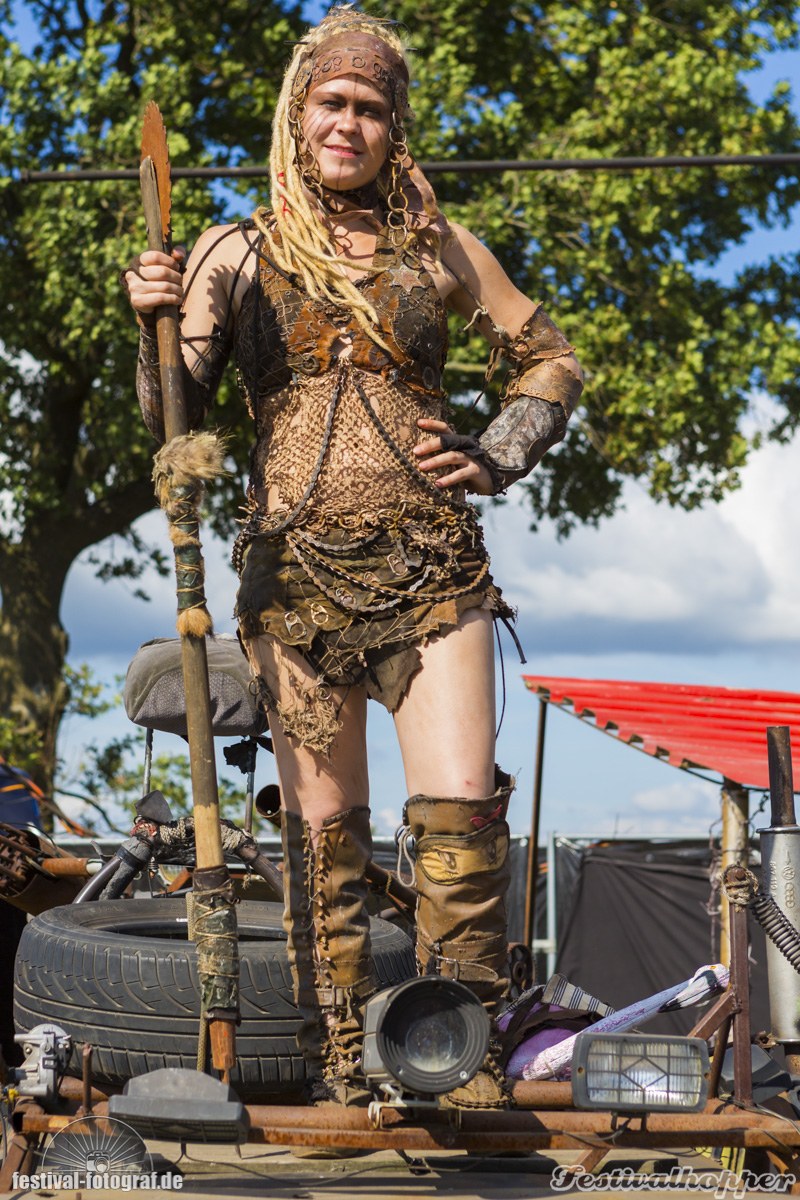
[[315, 985, 348, 1008]]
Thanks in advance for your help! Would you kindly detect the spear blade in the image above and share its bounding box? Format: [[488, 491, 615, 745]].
[[140, 100, 172, 252]]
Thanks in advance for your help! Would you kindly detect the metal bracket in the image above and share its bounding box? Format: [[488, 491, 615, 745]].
[[11, 1024, 72, 1104], [367, 1082, 460, 1130]]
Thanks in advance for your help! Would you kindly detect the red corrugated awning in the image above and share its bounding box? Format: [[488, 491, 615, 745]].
[[522, 676, 800, 789]]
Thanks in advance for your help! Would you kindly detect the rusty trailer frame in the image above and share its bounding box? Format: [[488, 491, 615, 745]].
[[5, 877, 800, 1193]]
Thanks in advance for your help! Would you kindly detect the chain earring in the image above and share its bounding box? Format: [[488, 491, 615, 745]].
[[288, 81, 324, 198], [386, 110, 409, 248]]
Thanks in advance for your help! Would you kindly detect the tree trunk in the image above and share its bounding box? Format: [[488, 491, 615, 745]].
[[0, 539, 72, 807]]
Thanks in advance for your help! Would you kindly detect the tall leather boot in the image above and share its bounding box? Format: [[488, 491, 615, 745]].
[[282, 806, 375, 1106], [400, 769, 514, 1108]]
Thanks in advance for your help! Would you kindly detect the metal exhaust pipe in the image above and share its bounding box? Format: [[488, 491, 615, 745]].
[[760, 726, 800, 1072]]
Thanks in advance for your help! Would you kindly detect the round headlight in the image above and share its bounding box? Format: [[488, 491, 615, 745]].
[[375, 977, 489, 1095]]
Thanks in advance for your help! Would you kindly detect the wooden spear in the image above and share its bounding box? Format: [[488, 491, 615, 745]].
[[139, 102, 238, 1075]]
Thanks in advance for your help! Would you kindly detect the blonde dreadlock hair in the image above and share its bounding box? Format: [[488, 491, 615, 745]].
[[253, 6, 412, 345]]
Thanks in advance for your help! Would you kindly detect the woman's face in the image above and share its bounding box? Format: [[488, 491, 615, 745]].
[[303, 75, 392, 192]]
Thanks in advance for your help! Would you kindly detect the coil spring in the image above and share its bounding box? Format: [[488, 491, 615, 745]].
[[750, 891, 800, 973]]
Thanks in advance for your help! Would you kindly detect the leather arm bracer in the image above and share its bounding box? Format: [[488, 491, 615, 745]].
[[136, 322, 232, 444], [478, 396, 568, 492], [477, 304, 582, 493]]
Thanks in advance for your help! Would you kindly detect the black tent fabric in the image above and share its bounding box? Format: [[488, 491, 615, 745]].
[[555, 840, 770, 1036]]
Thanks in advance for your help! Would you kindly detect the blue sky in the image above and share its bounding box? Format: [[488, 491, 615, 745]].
[[6, 4, 800, 843]]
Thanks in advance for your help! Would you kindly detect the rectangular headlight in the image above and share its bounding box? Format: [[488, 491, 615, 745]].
[[572, 1033, 709, 1113]]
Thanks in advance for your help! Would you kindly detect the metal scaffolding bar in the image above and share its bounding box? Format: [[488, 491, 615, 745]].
[[12, 151, 800, 185]]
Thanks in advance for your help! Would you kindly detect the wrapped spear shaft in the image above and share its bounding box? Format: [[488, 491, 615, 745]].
[[139, 101, 239, 1073]]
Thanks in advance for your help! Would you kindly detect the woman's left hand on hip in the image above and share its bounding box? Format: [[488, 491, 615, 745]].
[[413, 418, 495, 496]]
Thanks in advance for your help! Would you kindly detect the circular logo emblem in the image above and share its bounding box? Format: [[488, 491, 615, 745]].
[[42, 1115, 151, 1185]]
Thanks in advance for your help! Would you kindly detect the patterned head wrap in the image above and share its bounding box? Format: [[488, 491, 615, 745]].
[[294, 30, 410, 117]]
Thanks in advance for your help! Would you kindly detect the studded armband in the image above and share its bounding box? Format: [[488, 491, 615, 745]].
[[499, 303, 582, 415]]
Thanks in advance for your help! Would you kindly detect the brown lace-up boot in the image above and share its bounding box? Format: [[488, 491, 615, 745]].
[[400, 769, 515, 1109], [282, 806, 375, 1107]]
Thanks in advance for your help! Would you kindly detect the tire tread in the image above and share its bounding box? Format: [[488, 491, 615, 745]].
[[14, 899, 414, 1096]]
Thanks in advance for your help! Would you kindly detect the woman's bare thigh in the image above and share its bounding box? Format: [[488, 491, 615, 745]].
[[243, 634, 369, 828], [392, 607, 496, 799]]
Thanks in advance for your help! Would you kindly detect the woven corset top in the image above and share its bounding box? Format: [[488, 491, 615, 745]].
[[234, 229, 460, 538]]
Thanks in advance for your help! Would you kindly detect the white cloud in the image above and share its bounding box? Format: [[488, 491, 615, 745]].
[[63, 510, 239, 658], [581, 779, 723, 838], [63, 429, 800, 666], [484, 431, 800, 654], [631, 778, 719, 817], [511, 562, 698, 622], [375, 807, 400, 837]]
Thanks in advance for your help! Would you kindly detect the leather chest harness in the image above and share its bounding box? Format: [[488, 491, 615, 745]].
[[235, 222, 449, 411]]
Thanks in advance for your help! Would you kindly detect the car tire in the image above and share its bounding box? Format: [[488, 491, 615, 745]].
[[14, 898, 415, 1098]]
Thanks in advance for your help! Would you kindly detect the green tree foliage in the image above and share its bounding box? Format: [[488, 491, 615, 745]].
[[383, 0, 800, 530], [0, 0, 304, 791], [70, 730, 254, 831], [1, 0, 799, 790]]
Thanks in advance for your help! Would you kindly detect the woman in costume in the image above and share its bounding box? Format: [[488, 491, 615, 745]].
[[125, 6, 583, 1109]]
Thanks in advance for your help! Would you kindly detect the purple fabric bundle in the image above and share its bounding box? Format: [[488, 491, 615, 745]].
[[497, 974, 614, 1080], [502, 1002, 587, 1079], [497, 964, 729, 1081]]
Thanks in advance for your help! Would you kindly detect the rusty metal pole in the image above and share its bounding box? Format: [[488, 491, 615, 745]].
[[21, 1075, 800, 1158], [523, 698, 547, 954], [138, 151, 226, 881], [768, 726, 797, 827], [80, 1045, 94, 1115], [0, 1132, 38, 1191], [719, 778, 749, 966]]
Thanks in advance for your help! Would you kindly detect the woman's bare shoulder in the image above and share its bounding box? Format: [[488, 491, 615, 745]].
[[182, 221, 263, 318], [443, 220, 509, 276], [186, 221, 258, 273], [443, 218, 477, 248]]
